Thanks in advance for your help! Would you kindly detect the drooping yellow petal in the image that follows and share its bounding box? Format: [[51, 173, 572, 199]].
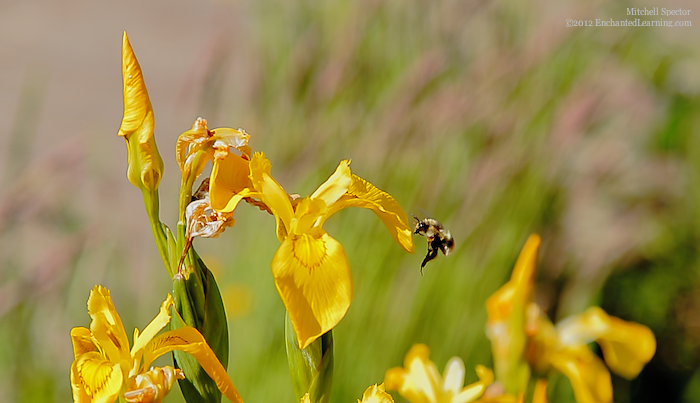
[[130, 294, 173, 366], [593, 312, 656, 379], [141, 326, 243, 403], [310, 160, 352, 207], [250, 152, 294, 241], [322, 174, 414, 253], [71, 327, 97, 358], [555, 307, 655, 380], [454, 365, 493, 403], [71, 351, 124, 403], [210, 150, 254, 212], [118, 32, 163, 192], [548, 347, 612, 403], [271, 232, 352, 349], [87, 285, 131, 364], [359, 383, 395, 403], [300, 393, 311, 403]]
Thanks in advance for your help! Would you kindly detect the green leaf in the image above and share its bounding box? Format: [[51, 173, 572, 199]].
[[172, 248, 229, 403]]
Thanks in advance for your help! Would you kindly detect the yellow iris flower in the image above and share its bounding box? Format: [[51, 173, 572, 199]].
[[525, 304, 655, 403], [248, 153, 414, 349], [118, 32, 163, 193], [484, 235, 540, 393], [176, 117, 256, 213], [357, 384, 395, 403], [485, 235, 656, 403], [299, 384, 394, 403], [70, 285, 243, 403], [384, 344, 493, 403]]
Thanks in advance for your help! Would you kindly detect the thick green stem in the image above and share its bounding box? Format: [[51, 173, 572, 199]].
[[285, 313, 334, 403]]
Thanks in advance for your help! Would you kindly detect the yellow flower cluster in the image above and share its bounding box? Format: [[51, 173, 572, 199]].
[[485, 235, 656, 402], [74, 31, 657, 403], [70, 286, 242, 403]]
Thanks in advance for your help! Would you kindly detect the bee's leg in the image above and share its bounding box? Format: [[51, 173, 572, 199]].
[[420, 245, 438, 274]]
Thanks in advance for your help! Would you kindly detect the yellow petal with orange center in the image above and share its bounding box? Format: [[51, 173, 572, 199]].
[[271, 232, 352, 349]]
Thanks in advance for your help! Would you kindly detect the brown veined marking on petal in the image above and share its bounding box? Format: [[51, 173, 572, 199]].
[[291, 233, 327, 275], [107, 330, 124, 351], [147, 333, 189, 352], [76, 354, 121, 398]]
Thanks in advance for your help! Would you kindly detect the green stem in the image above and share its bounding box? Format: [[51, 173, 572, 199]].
[[141, 187, 175, 278], [176, 150, 208, 275]]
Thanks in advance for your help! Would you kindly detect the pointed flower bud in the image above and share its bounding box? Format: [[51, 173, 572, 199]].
[[118, 32, 164, 192]]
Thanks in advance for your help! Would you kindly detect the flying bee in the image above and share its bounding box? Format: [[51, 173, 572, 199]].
[[412, 214, 455, 274]]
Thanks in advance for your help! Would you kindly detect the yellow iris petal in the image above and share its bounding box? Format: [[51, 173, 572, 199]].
[[310, 160, 352, 207], [87, 285, 131, 364], [548, 347, 612, 403], [71, 351, 124, 403], [385, 344, 438, 403], [454, 365, 493, 403], [71, 327, 97, 358], [142, 327, 243, 403], [593, 312, 656, 379], [555, 307, 656, 380], [272, 232, 352, 349], [130, 294, 173, 363], [118, 32, 151, 138], [359, 383, 395, 403], [118, 32, 163, 192], [210, 150, 254, 212], [250, 152, 294, 241], [323, 174, 414, 253], [386, 344, 490, 403], [485, 235, 539, 393], [486, 234, 540, 322]]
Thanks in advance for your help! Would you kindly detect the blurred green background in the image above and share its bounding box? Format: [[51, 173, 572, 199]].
[[1, 0, 699, 402]]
